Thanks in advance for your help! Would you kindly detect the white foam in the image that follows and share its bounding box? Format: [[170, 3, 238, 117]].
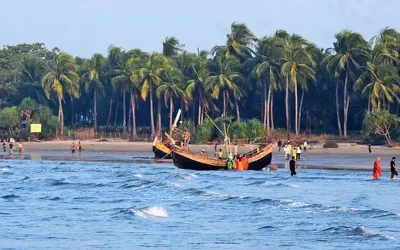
[[0, 168, 9, 171], [134, 174, 143, 178], [167, 182, 181, 187], [189, 174, 198, 178], [183, 176, 191, 180], [325, 207, 361, 213], [132, 206, 169, 218], [288, 201, 310, 208]]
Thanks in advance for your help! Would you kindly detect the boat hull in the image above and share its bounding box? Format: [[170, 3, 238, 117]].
[[171, 145, 272, 171], [152, 138, 172, 159]]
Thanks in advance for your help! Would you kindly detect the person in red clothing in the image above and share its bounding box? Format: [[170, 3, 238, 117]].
[[372, 157, 382, 180], [241, 155, 249, 170]]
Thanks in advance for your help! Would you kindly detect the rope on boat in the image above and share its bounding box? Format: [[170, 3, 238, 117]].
[[155, 151, 172, 163]]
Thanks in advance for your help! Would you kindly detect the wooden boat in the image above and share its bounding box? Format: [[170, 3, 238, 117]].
[[152, 137, 172, 159], [171, 144, 272, 171]]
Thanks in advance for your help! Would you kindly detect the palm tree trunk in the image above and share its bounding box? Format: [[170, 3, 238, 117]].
[[266, 83, 272, 135], [157, 96, 162, 137], [294, 81, 299, 138], [70, 97, 74, 125], [128, 99, 132, 133], [343, 70, 349, 138], [298, 90, 305, 134], [170, 96, 173, 129], [113, 98, 119, 126], [270, 90, 274, 130], [285, 74, 290, 139], [336, 82, 342, 137], [181, 99, 185, 122], [344, 95, 350, 137], [94, 88, 97, 132], [59, 98, 64, 136], [131, 88, 137, 138], [123, 92, 126, 134], [106, 97, 113, 126], [263, 80, 267, 129], [223, 90, 227, 119], [198, 100, 202, 125], [235, 99, 241, 123], [149, 85, 156, 137]]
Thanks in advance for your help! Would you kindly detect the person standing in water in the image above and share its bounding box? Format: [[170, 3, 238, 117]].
[[2, 140, 6, 152], [71, 142, 76, 155], [372, 157, 382, 180], [368, 144, 372, 154], [18, 142, 24, 154], [391, 157, 398, 180], [289, 156, 297, 176], [9, 140, 13, 155], [277, 139, 282, 152], [78, 142, 83, 156]]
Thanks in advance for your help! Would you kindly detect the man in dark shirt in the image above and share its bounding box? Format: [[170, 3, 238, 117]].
[[391, 157, 398, 179], [277, 139, 282, 152], [289, 156, 296, 176]]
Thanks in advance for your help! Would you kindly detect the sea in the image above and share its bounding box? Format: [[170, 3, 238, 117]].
[[0, 158, 399, 249]]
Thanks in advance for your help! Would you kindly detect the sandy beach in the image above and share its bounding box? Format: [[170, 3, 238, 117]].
[[1, 140, 399, 172]]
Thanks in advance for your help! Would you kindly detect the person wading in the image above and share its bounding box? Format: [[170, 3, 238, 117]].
[[391, 157, 398, 180], [71, 142, 76, 155], [2, 140, 6, 152], [277, 139, 282, 152], [372, 157, 382, 180], [296, 146, 302, 160], [289, 156, 297, 176], [78, 142, 83, 156]]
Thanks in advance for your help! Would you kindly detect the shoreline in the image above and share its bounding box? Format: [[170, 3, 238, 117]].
[[1, 141, 399, 172]]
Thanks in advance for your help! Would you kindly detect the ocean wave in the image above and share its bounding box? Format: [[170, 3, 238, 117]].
[[40, 196, 62, 201], [1, 194, 20, 200], [134, 174, 143, 178], [322, 226, 395, 240], [131, 206, 169, 218], [246, 181, 299, 188], [0, 168, 9, 171], [183, 187, 242, 200]]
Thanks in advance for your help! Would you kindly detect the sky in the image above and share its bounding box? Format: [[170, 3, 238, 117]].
[[1, 0, 399, 58]]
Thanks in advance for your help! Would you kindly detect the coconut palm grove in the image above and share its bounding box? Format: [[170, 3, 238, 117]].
[[1, 23, 400, 144]]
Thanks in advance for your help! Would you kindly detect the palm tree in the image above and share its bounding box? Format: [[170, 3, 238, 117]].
[[322, 30, 369, 138], [281, 34, 316, 137], [19, 55, 48, 105], [157, 67, 183, 129], [186, 50, 213, 125], [132, 53, 168, 137], [250, 35, 284, 133], [81, 54, 106, 132], [354, 29, 400, 111], [206, 55, 241, 119], [163, 37, 183, 58], [41, 52, 79, 135], [212, 22, 256, 62], [106, 46, 124, 126]]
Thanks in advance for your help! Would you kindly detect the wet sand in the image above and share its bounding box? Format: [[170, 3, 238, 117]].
[[0, 141, 399, 171]]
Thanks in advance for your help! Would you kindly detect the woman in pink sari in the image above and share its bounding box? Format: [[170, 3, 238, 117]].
[[372, 157, 382, 180]]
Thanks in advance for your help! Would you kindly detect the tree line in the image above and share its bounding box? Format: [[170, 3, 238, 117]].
[[1, 23, 400, 141]]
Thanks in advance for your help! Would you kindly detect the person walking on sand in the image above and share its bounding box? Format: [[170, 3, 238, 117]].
[[390, 157, 398, 180], [2, 140, 6, 152], [372, 157, 382, 180], [234, 142, 238, 157], [303, 140, 308, 152], [289, 156, 297, 176], [277, 139, 282, 152], [283, 145, 289, 160], [296, 146, 302, 160], [292, 146, 297, 160], [78, 142, 83, 156], [71, 142, 76, 155], [368, 144, 372, 154]]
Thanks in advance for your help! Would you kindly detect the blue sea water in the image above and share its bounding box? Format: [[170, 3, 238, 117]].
[[0, 159, 399, 249]]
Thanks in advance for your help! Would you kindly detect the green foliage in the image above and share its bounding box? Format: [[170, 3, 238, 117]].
[[194, 119, 214, 143], [363, 111, 400, 146], [0, 106, 20, 130], [246, 119, 265, 139]]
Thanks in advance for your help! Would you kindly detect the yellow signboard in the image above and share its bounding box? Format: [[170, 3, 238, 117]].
[[30, 124, 42, 133]]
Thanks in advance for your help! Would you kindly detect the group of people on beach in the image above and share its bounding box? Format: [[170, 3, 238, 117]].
[[372, 157, 398, 180], [2, 139, 24, 155], [71, 142, 83, 156]]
